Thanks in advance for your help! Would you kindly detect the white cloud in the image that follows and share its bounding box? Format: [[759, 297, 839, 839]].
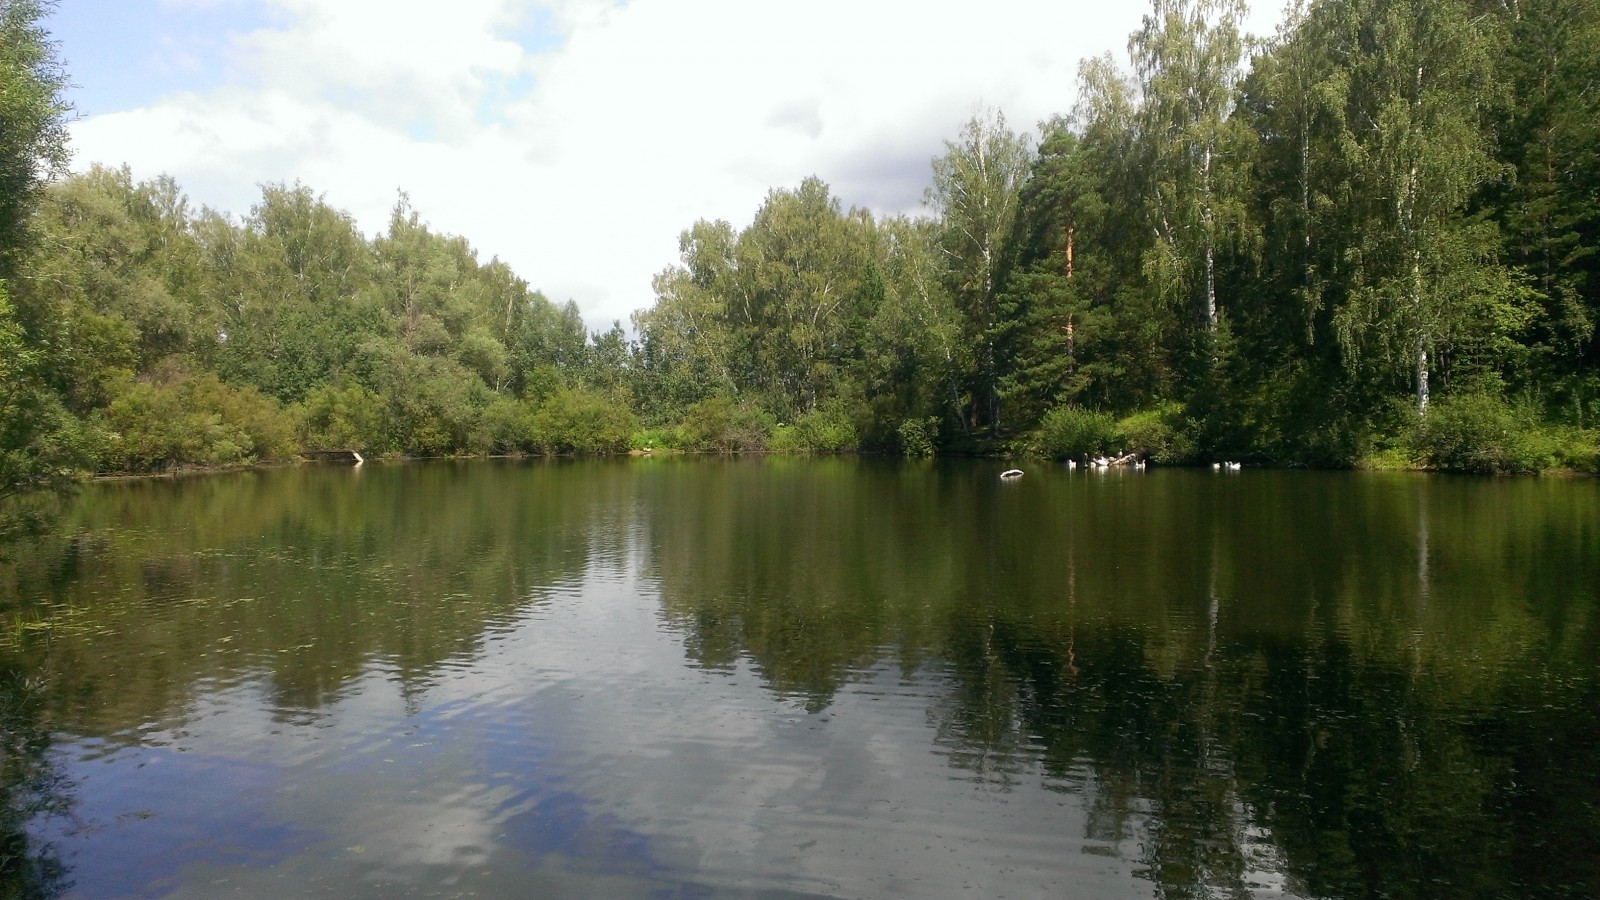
[[67, 0, 1289, 331], [236, 0, 527, 138]]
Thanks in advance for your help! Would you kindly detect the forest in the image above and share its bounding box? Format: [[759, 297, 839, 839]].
[[2, 0, 1598, 505]]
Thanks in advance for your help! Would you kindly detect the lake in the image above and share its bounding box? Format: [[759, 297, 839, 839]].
[[1, 459, 1597, 898]]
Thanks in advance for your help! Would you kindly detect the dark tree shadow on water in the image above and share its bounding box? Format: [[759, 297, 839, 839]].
[[0, 494, 66, 561], [0, 666, 71, 900], [1, 489, 74, 896]]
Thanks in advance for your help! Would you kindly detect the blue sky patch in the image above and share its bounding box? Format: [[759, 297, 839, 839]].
[[47, 0, 282, 117]]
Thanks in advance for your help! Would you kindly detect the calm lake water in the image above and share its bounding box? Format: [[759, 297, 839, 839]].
[[1, 459, 1597, 898]]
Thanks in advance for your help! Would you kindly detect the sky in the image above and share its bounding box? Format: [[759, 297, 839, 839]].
[[49, 0, 1288, 332]]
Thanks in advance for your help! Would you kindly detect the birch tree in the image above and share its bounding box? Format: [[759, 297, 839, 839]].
[[926, 108, 1032, 433], [1326, 0, 1512, 414], [633, 219, 741, 417], [1129, 0, 1255, 338], [729, 177, 875, 416]]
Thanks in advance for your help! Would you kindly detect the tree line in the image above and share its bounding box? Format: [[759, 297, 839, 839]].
[[3, 0, 1598, 503], [640, 0, 1599, 472]]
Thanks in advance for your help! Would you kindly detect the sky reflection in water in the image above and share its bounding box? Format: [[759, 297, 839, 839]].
[[2, 460, 1596, 898]]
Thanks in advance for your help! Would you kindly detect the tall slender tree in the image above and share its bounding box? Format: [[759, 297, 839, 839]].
[[1, 0, 85, 505], [1325, 0, 1513, 414], [727, 178, 875, 417], [0, 0, 66, 280], [927, 108, 1032, 434], [1129, 0, 1255, 340], [1490, 0, 1600, 418]]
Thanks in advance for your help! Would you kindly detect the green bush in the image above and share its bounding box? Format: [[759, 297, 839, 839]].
[[1357, 446, 1418, 470], [353, 348, 491, 456], [897, 417, 938, 458], [101, 367, 294, 471], [679, 395, 734, 451], [630, 426, 685, 451], [678, 396, 774, 452], [1114, 402, 1194, 464], [472, 396, 534, 454], [1409, 393, 1558, 474], [1035, 405, 1117, 459], [296, 383, 386, 452], [1550, 426, 1600, 473], [765, 423, 801, 452], [789, 407, 858, 453], [528, 386, 636, 454]]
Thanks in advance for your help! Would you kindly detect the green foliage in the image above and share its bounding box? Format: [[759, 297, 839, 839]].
[[294, 383, 386, 453], [1128, 0, 1255, 335], [1549, 427, 1600, 474], [677, 395, 774, 452], [100, 365, 294, 471], [764, 424, 802, 452], [5, 1, 1598, 478], [0, 0, 67, 280], [856, 218, 965, 445], [629, 426, 685, 452], [472, 396, 534, 455], [1, 283, 98, 503], [508, 298, 589, 399], [528, 387, 636, 455], [927, 108, 1033, 434], [897, 417, 938, 458], [786, 406, 859, 454], [0, 1, 91, 514], [1490, 0, 1600, 409], [1115, 403, 1195, 464], [725, 178, 879, 416], [1035, 406, 1118, 459], [1408, 394, 1560, 474]]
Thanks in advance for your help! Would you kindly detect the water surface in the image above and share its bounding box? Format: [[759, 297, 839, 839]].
[[1, 460, 1596, 898]]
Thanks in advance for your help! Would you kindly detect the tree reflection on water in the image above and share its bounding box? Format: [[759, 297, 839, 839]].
[[0, 461, 1594, 898], [648, 462, 1600, 899], [0, 665, 69, 899]]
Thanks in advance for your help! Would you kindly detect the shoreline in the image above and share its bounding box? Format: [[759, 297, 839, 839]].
[[82, 451, 1597, 483]]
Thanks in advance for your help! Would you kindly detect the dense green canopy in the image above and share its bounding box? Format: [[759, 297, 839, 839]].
[[0, 0, 1596, 496]]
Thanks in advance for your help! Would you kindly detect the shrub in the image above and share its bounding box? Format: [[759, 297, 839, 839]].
[[678, 396, 774, 452], [1035, 405, 1117, 459], [1550, 426, 1600, 473], [790, 407, 858, 453], [1409, 393, 1557, 474], [472, 396, 534, 454], [897, 417, 938, 458], [1114, 402, 1194, 464], [101, 368, 294, 471], [528, 386, 636, 454], [296, 383, 386, 452], [765, 423, 802, 452], [359, 350, 490, 456], [630, 426, 685, 451]]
